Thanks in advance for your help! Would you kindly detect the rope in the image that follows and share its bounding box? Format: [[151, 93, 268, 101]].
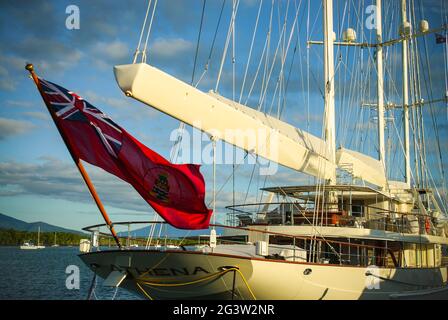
[[258, 8, 289, 111], [258, 0, 274, 111], [420, 14, 448, 208], [145, 214, 159, 248], [207, 152, 249, 208], [87, 272, 97, 300], [239, 0, 264, 103], [136, 267, 256, 300], [136, 282, 154, 300], [234, 268, 256, 300], [194, 0, 227, 88], [191, 0, 207, 86], [278, 0, 304, 118], [111, 287, 119, 300], [244, 34, 268, 105], [138, 268, 231, 287], [133, 0, 152, 63], [215, 0, 240, 92], [170, 0, 208, 166], [141, 0, 158, 63]]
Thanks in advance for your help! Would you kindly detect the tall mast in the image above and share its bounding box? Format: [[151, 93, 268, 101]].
[[401, 0, 411, 187], [323, 0, 336, 184], [376, 0, 386, 170]]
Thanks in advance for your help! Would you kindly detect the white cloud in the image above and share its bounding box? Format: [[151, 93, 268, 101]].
[[0, 117, 35, 140], [0, 56, 19, 91], [292, 113, 323, 124], [0, 158, 150, 213], [84, 90, 129, 110], [0, 53, 25, 72], [5, 100, 35, 108], [90, 40, 131, 69], [0, 79, 16, 91], [7, 38, 83, 73], [83, 90, 160, 122], [241, 0, 259, 7], [0, 39, 83, 93], [0, 66, 8, 77], [21, 111, 50, 121], [150, 37, 194, 59], [92, 40, 130, 61]]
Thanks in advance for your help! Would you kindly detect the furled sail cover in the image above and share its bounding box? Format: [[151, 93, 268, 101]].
[[336, 147, 387, 188], [114, 63, 336, 180]]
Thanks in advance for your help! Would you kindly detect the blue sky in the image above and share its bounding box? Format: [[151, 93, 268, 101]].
[[0, 0, 447, 232]]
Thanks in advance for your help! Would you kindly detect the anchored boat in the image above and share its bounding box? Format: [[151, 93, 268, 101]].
[[20, 226, 45, 250]]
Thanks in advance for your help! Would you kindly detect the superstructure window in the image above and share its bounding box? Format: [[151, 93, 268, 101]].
[[351, 201, 364, 217]]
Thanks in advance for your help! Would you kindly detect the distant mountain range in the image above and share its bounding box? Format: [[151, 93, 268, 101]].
[[0, 213, 84, 235], [0, 212, 223, 238], [117, 224, 224, 239]]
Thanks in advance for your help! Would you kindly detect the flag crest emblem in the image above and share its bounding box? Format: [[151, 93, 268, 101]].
[[150, 173, 170, 203]]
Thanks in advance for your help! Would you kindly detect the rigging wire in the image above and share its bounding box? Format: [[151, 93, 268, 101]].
[[141, 0, 159, 63], [195, 0, 227, 87], [170, 0, 209, 165], [258, 0, 275, 111], [131, 0, 160, 245], [244, 34, 269, 105], [239, 0, 264, 104], [277, 0, 306, 120], [215, 0, 241, 92], [418, 0, 448, 208], [133, 0, 152, 64], [192, 0, 207, 86]]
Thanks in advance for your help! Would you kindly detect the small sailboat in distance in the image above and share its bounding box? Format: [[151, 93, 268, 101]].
[[51, 232, 59, 247], [20, 226, 45, 250], [19, 241, 38, 250]]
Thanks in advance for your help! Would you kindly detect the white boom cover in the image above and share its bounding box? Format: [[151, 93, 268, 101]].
[[336, 148, 387, 187], [114, 63, 336, 180]]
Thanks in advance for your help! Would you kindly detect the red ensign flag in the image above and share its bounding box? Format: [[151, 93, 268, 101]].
[[38, 78, 212, 229]]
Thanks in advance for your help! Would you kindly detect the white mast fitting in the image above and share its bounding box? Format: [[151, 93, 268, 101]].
[[401, 0, 411, 188], [323, 0, 337, 185], [376, 0, 386, 169]]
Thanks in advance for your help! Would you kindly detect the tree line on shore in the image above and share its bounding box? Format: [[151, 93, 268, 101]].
[[0, 228, 88, 246], [0, 228, 200, 247]]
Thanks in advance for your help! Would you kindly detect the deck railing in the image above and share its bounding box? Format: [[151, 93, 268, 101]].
[[225, 202, 444, 236], [81, 220, 447, 269]]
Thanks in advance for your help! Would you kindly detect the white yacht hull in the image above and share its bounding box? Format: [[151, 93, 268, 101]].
[[79, 249, 448, 300], [19, 245, 45, 250], [20, 246, 39, 250]]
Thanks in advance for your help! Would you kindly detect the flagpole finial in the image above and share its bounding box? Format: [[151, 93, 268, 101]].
[[25, 63, 34, 73]]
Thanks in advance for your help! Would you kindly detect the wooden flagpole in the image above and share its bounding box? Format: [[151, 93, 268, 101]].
[[25, 63, 122, 249]]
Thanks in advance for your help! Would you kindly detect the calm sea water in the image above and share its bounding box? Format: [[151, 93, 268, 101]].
[[0, 246, 141, 300]]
